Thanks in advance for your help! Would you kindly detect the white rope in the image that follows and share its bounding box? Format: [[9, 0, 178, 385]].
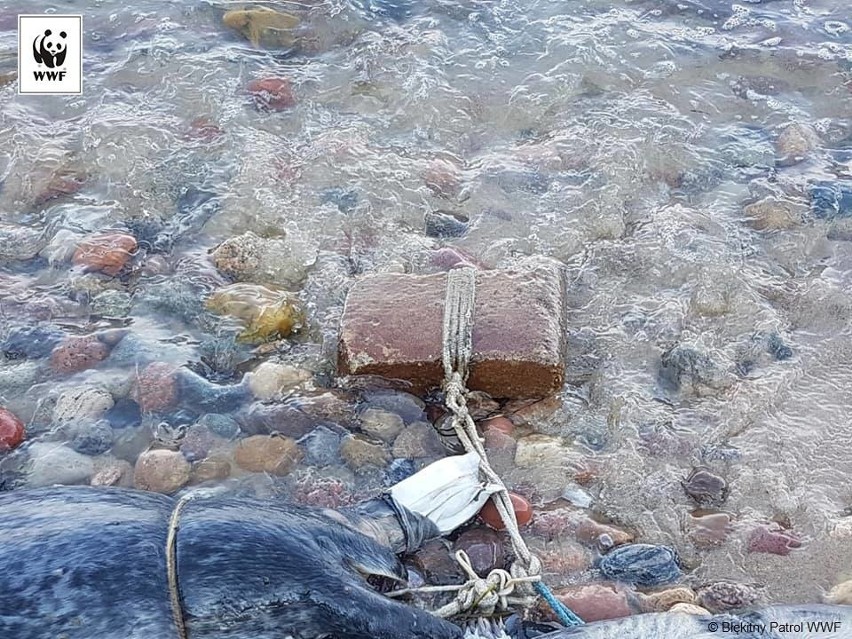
[[436, 267, 542, 617]]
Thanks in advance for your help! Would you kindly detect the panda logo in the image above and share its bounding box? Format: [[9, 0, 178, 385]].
[[32, 29, 67, 69]]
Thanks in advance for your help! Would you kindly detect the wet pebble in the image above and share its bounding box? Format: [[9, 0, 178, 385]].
[[360, 408, 404, 442], [180, 423, 217, 462], [104, 398, 142, 429], [514, 434, 566, 468], [234, 434, 301, 475], [392, 421, 445, 459], [383, 457, 416, 486], [53, 387, 114, 423], [683, 467, 727, 505], [0, 406, 26, 452], [198, 413, 240, 439], [91, 289, 132, 318], [696, 581, 760, 613], [550, 583, 633, 622], [189, 455, 232, 483], [292, 475, 355, 508], [747, 523, 802, 556], [430, 247, 477, 270], [660, 345, 733, 396], [26, 443, 94, 486], [90, 459, 133, 487], [339, 435, 390, 472], [530, 508, 633, 548], [809, 181, 852, 220], [536, 539, 592, 575], [206, 283, 305, 343], [66, 419, 114, 456], [298, 425, 342, 467], [362, 391, 426, 423], [320, 187, 358, 213], [246, 362, 311, 400], [424, 158, 462, 198], [775, 122, 819, 164], [223, 7, 300, 48], [561, 482, 594, 508], [826, 579, 852, 605], [178, 369, 248, 413], [424, 210, 469, 238], [598, 544, 682, 587], [72, 232, 137, 276], [2, 325, 64, 360], [0, 223, 46, 261], [132, 362, 179, 413], [246, 77, 296, 111], [479, 492, 532, 530], [481, 416, 514, 436], [743, 197, 803, 231], [51, 335, 112, 374], [639, 587, 696, 612], [210, 231, 310, 288], [454, 528, 504, 575], [688, 511, 733, 548], [133, 449, 191, 494]]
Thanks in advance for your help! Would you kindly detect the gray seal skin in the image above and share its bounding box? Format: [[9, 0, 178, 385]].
[[0, 486, 463, 639], [529, 605, 852, 639]]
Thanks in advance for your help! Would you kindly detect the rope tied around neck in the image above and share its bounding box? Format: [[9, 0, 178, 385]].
[[437, 267, 583, 627]]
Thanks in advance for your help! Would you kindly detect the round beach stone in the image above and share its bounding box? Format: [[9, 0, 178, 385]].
[[72, 232, 137, 276], [198, 413, 240, 439], [190, 455, 232, 483], [551, 583, 633, 622], [360, 408, 404, 442], [247, 77, 296, 110], [775, 122, 819, 163], [132, 362, 179, 413], [696, 581, 760, 613], [134, 449, 191, 494], [0, 406, 26, 452], [479, 493, 532, 530], [747, 523, 802, 556], [683, 467, 727, 505], [26, 443, 95, 487], [639, 587, 696, 612], [67, 419, 114, 456], [340, 435, 390, 472], [247, 361, 311, 400], [53, 387, 114, 423], [598, 543, 682, 587], [392, 422, 445, 459], [91, 289, 133, 318], [234, 434, 301, 475], [51, 336, 111, 374], [298, 425, 342, 467]]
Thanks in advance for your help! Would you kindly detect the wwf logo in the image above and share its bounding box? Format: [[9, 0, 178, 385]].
[[32, 29, 67, 69]]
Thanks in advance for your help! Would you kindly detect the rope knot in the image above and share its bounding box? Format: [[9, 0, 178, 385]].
[[453, 550, 516, 616]]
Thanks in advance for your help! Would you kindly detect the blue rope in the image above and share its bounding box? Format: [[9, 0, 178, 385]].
[[533, 581, 584, 627]]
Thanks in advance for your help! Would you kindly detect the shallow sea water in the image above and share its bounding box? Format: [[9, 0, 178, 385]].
[[1, 0, 851, 614]]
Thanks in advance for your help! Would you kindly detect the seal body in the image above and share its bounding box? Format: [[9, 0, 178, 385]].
[[0, 487, 462, 639]]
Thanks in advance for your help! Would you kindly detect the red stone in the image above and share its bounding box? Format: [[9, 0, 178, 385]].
[[747, 524, 802, 556], [51, 336, 111, 374], [132, 362, 179, 413], [34, 170, 85, 206], [72, 232, 137, 276], [0, 407, 25, 452], [338, 263, 566, 398], [185, 116, 224, 142], [482, 416, 514, 436], [247, 77, 296, 111], [550, 583, 633, 622], [479, 492, 532, 530]]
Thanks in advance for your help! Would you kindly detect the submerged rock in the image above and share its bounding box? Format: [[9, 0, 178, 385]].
[[598, 544, 682, 587], [2, 325, 64, 360], [747, 523, 802, 556], [360, 408, 404, 442], [50, 336, 113, 374], [65, 419, 114, 456], [660, 345, 733, 396], [696, 581, 761, 613], [246, 361, 311, 400], [246, 77, 296, 111], [683, 467, 727, 506], [234, 434, 301, 475], [743, 197, 804, 231], [298, 425, 342, 467], [424, 210, 468, 238], [53, 387, 114, 423], [72, 232, 137, 276], [26, 443, 94, 487], [206, 283, 305, 344], [91, 289, 132, 318], [134, 449, 191, 494], [223, 7, 300, 48], [339, 435, 390, 472], [454, 528, 504, 575], [104, 398, 142, 430], [210, 231, 311, 288], [0, 407, 26, 452], [0, 223, 47, 261], [809, 181, 852, 220], [131, 363, 180, 413], [775, 122, 819, 164]]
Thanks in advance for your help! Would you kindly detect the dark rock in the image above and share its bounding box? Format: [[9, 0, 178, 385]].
[[338, 262, 567, 398], [362, 390, 426, 423], [179, 423, 216, 462], [598, 543, 682, 587], [392, 422, 445, 459], [66, 419, 114, 456], [696, 581, 761, 613], [424, 210, 468, 238], [197, 413, 240, 439], [683, 467, 727, 505], [411, 539, 463, 584], [2, 325, 64, 360], [660, 345, 732, 395], [809, 181, 852, 219], [453, 528, 504, 575], [494, 169, 550, 194], [383, 458, 416, 486], [298, 425, 343, 467], [104, 398, 142, 429], [320, 187, 358, 214]]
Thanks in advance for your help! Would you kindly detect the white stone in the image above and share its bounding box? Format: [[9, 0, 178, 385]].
[[53, 387, 114, 423], [26, 443, 95, 487], [247, 362, 311, 400], [360, 408, 404, 442]]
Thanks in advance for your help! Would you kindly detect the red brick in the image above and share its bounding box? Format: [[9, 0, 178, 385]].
[[338, 263, 566, 398]]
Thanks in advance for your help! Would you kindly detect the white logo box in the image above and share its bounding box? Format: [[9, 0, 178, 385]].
[[18, 14, 83, 95]]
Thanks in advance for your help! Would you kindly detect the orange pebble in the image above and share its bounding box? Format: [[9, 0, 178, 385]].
[[479, 492, 532, 530]]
